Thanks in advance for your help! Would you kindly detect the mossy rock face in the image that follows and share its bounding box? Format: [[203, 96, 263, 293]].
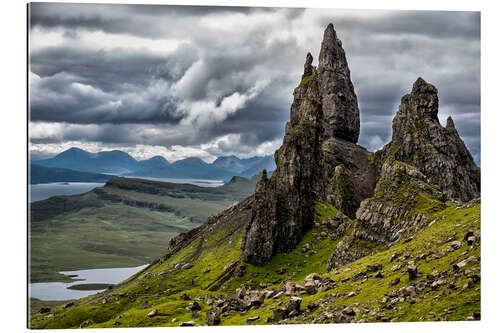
[[300, 73, 315, 87], [353, 158, 446, 245]]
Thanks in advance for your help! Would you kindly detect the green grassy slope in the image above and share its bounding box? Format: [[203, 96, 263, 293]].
[[30, 200, 480, 328], [29, 176, 259, 283]]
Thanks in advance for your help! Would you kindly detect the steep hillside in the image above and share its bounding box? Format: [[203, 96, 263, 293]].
[[30, 176, 259, 283], [30, 23, 480, 327]]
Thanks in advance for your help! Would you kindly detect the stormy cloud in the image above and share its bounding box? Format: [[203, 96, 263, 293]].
[[28, 3, 480, 164]]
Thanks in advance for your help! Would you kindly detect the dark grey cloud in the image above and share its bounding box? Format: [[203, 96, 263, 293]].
[[28, 3, 480, 164]]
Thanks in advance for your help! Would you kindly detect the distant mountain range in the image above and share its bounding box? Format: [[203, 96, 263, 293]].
[[31, 148, 276, 183]]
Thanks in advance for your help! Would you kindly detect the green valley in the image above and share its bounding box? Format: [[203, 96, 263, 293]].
[[29, 176, 259, 283]]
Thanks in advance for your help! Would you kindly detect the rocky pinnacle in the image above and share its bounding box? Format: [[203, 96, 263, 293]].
[[241, 23, 372, 265], [317, 23, 360, 143], [381, 77, 480, 202]]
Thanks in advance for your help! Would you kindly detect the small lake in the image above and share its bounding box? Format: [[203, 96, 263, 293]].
[[30, 265, 148, 301]]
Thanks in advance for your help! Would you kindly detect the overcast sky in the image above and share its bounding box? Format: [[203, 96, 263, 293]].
[[28, 3, 480, 164]]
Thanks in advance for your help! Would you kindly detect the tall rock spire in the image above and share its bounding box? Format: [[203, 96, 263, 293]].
[[241, 23, 375, 265], [317, 23, 360, 143]]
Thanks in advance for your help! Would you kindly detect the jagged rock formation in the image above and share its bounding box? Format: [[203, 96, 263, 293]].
[[241, 24, 376, 265], [325, 77, 480, 270], [377, 77, 480, 202], [344, 77, 480, 246]]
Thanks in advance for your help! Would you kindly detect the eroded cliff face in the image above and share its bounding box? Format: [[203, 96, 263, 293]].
[[241, 24, 376, 265]]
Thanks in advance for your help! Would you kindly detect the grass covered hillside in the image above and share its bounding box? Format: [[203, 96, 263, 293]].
[[30, 198, 480, 328], [29, 176, 259, 283]]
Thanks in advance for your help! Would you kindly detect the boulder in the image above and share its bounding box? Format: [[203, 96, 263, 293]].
[[263, 290, 276, 299], [302, 243, 311, 253], [390, 278, 400, 286], [304, 281, 317, 295], [236, 286, 247, 299], [367, 264, 383, 272], [273, 308, 288, 321], [273, 291, 285, 299], [62, 302, 74, 309], [407, 262, 418, 280], [178, 293, 191, 301], [246, 291, 265, 307], [285, 280, 296, 295], [343, 306, 355, 316], [186, 302, 201, 312], [286, 297, 302, 313], [179, 321, 196, 327], [182, 263, 193, 270], [466, 236, 476, 246], [206, 310, 221, 325]]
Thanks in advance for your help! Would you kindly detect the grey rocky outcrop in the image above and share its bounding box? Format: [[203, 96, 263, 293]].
[[241, 23, 376, 266], [377, 77, 480, 202], [340, 77, 479, 254]]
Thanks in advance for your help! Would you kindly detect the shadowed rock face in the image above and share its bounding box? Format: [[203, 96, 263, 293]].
[[241, 24, 374, 265], [378, 77, 480, 202]]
